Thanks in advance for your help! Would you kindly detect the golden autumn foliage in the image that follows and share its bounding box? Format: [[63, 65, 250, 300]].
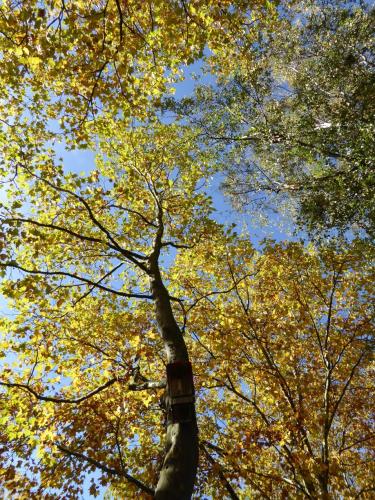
[[0, 122, 373, 496], [0, 1, 373, 498], [175, 238, 374, 497], [0, 0, 276, 144]]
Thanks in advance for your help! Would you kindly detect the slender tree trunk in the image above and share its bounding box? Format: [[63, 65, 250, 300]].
[[150, 269, 199, 499]]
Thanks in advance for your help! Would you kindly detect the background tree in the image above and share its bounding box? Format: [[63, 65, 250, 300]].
[[173, 238, 374, 498], [175, 0, 375, 238]]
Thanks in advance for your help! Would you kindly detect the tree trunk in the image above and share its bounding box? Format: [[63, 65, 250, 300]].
[[150, 270, 199, 499]]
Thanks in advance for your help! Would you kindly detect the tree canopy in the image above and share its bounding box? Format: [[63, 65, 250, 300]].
[[0, 1, 374, 499], [175, 0, 375, 238]]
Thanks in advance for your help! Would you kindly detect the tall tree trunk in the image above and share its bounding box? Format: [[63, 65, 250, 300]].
[[150, 269, 199, 499]]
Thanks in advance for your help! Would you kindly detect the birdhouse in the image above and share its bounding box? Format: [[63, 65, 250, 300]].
[[166, 361, 195, 423]]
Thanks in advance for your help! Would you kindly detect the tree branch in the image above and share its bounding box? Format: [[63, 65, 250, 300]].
[[0, 261, 153, 300], [3, 217, 118, 253], [109, 204, 157, 228], [56, 443, 154, 496], [327, 351, 367, 432], [73, 262, 123, 305], [201, 444, 240, 500], [20, 165, 149, 271], [0, 377, 119, 404], [128, 380, 166, 391]]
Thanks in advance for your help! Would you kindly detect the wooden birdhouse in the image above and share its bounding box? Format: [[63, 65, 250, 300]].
[[166, 361, 195, 423]]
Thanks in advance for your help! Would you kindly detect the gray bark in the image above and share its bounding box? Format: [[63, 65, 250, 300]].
[[147, 206, 199, 499], [150, 272, 199, 499]]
